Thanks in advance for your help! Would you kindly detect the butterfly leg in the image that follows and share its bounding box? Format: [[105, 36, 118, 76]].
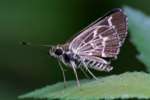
[[58, 61, 67, 88], [80, 67, 90, 79], [78, 62, 90, 79], [70, 61, 80, 87], [82, 61, 98, 80]]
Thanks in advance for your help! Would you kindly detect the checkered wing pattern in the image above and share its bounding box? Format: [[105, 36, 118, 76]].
[[68, 8, 127, 71], [69, 8, 127, 58]]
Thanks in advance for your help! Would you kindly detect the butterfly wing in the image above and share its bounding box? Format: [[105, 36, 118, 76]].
[[69, 8, 127, 58]]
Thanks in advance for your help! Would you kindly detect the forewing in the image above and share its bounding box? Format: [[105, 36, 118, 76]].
[[69, 8, 127, 58], [77, 26, 121, 58]]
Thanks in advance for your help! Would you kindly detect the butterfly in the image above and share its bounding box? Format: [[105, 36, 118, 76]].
[[49, 8, 128, 87]]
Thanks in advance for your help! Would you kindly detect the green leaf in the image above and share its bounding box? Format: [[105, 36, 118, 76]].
[[19, 72, 150, 100], [124, 6, 150, 71]]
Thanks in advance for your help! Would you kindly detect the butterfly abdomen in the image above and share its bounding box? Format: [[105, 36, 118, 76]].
[[83, 59, 113, 72]]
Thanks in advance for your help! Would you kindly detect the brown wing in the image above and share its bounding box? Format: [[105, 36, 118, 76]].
[[77, 26, 121, 58], [69, 8, 127, 58]]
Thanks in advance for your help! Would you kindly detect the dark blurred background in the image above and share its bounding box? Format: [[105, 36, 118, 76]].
[[0, 0, 150, 100]]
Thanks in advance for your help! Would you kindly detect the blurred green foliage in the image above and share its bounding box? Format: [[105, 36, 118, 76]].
[[125, 6, 150, 72], [19, 72, 150, 100], [1, 0, 150, 100]]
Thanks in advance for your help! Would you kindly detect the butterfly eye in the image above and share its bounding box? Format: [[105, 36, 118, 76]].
[[54, 48, 63, 56]]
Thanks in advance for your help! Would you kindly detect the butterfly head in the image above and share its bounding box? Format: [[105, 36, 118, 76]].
[[49, 45, 64, 58]]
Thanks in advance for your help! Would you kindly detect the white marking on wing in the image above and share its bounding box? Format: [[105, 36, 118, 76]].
[[77, 25, 109, 53], [95, 63, 100, 68], [93, 25, 109, 38], [76, 28, 95, 52], [88, 52, 93, 56], [90, 42, 95, 48], [72, 48, 78, 54], [91, 61, 96, 66], [108, 16, 112, 26], [101, 37, 108, 57], [93, 26, 101, 37], [106, 66, 113, 72], [99, 64, 103, 69]]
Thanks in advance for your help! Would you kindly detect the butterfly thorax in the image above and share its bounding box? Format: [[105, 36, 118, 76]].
[[49, 44, 81, 67]]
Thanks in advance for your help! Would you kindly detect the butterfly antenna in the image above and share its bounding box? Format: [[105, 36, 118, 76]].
[[21, 41, 53, 48]]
